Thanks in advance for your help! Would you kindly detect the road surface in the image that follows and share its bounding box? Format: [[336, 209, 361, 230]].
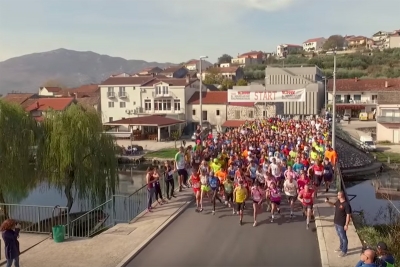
[[126, 199, 322, 267]]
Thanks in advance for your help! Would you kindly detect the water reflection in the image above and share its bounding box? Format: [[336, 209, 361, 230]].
[[18, 168, 147, 213], [345, 180, 400, 225]]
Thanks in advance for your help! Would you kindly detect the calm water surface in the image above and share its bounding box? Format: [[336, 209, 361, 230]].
[[18, 168, 147, 213], [345, 180, 400, 225]]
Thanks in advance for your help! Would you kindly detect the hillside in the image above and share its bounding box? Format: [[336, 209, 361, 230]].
[[245, 48, 400, 80], [0, 48, 174, 94]]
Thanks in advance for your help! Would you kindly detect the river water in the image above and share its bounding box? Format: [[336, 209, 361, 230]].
[[17, 167, 147, 213], [345, 180, 400, 225]]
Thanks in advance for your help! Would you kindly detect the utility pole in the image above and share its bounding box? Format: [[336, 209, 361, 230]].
[[332, 51, 337, 149], [199, 56, 208, 128]]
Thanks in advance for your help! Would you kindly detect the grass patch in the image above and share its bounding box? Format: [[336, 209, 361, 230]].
[[145, 148, 178, 159], [372, 151, 400, 163], [357, 225, 400, 264]]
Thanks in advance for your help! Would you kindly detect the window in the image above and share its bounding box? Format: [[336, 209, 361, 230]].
[[107, 87, 114, 92], [119, 87, 125, 92], [216, 109, 220, 116], [192, 109, 196, 115], [248, 110, 254, 118], [144, 100, 151, 111], [263, 110, 268, 117], [235, 110, 240, 119], [353, 95, 361, 101], [162, 86, 168, 95], [108, 102, 114, 108], [120, 102, 126, 108], [156, 86, 162, 95], [109, 117, 113, 122], [174, 99, 181, 111], [202, 110, 208, 121], [154, 99, 172, 111]]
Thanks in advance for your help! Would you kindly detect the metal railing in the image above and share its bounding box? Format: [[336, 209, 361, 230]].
[[68, 199, 114, 238], [69, 171, 180, 237], [0, 204, 69, 234]]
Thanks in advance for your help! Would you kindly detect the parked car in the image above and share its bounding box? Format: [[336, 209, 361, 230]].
[[342, 113, 351, 121]]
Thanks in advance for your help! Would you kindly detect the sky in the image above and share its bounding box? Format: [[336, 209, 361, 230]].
[[0, 0, 399, 63]]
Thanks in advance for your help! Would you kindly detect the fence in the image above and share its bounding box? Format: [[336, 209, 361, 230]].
[[69, 171, 180, 238], [0, 204, 69, 234]]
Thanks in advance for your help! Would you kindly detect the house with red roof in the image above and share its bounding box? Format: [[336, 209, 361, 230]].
[[25, 97, 75, 122], [39, 86, 62, 96], [302, 37, 326, 52], [276, 44, 303, 57], [184, 59, 213, 71], [230, 51, 264, 67]]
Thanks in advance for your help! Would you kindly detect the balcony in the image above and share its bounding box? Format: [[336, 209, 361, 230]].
[[328, 99, 377, 105], [152, 91, 177, 98], [376, 116, 400, 123], [107, 92, 115, 98], [118, 91, 127, 98]]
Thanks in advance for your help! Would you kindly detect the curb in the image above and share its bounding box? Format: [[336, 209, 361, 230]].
[[314, 205, 330, 267], [114, 200, 192, 267]]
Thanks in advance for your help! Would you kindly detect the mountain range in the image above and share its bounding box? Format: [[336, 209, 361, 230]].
[[0, 48, 174, 94]]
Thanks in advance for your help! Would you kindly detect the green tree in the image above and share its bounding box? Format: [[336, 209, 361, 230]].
[[203, 67, 222, 84], [218, 54, 233, 64], [220, 79, 235, 91], [0, 101, 37, 216], [236, 79, 248, 86], [170, 130, 182, 148], [36, 104, 118, 211], [323, 35, 346, 51]]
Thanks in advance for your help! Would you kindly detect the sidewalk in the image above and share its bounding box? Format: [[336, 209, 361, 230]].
[[315, 190, 363, 267], [14, 190, 193, 267]]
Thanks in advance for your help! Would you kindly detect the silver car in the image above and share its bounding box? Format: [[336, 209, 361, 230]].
[[342, 113, 351, 121]]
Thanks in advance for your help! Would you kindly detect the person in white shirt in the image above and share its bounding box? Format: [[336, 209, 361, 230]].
[[284, 175, 298, 217]]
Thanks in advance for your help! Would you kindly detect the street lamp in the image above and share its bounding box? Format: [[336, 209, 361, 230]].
[[331, 51, 337, 150], [199, 56, 208, 128]]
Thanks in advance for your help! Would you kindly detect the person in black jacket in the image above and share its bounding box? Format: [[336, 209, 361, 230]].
[[1, 219, 20, 267]]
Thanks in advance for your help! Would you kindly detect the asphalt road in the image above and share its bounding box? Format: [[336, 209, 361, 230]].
[[126, 199, 322, 267]]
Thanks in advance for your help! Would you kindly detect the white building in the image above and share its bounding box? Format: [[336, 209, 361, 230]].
[[276, 44, 303, 57], [184, 59, 213, 71], [303, 37, 326, 52], [100, 75, 200, 123], [38, 86, 62, 96]]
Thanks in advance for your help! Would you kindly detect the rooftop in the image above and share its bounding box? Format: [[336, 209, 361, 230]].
[[327, 78, 400, 92], [303, 37, 324, 43], [141, 78, 197, 87], [40, 86, 62, 93], [101, 76, 155, 86], [58, 84, 99, 97], [25, 97, 74, 112], [377, 92, 400, 104], [104, 115, 185, 127], [238, 51, 263, 58], [2, 93, 35, 105], [159, 66, 184, 74], [187, 91, 228, 104]]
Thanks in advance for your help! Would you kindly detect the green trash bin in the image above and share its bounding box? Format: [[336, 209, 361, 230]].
[[52, 225, 65, 243]]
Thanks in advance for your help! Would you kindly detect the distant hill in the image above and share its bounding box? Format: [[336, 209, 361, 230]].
[[0, 48, 175, 94]]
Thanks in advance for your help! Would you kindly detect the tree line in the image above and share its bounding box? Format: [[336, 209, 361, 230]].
[[0, 101, 118, 213]]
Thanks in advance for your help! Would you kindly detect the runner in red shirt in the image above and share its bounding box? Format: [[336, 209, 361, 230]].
[[298, 184, 315, 230], [189, 171, 202, 212], [309, 160, 324, 197]]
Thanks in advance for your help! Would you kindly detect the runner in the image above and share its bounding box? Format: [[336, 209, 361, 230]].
[[251, 181, 263, 226], [233, 179, 248, 225], [189, 171, 202, 211], [323, 157, 334, 192], [208, 171, 222, 214], [268, 181, 281, 223], [223, 177, 235, 213], [284, 174, 298, 218], [298, 184, 315, 230]]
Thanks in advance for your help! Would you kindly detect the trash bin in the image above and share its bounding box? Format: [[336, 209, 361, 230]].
[[52, 225, 65, 243]]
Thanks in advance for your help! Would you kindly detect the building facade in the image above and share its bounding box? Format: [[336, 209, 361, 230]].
[[376, 92, 400, 143], [100, 76, 199, 123], [327, 78, 400, 117], [264, 66, 324, 116], [302, 37, 326, 52], [276, 44, 303, 57]]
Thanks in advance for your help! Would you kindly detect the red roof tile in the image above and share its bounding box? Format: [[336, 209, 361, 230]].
[[25, 98, 74, 112], [101, 77, 155, 86], [2, 93, 35, 105], [229, 102, 254, 107], [40, 87, 62, 93], [105, 115, 184, 126], [160, 66, 184, 74], [303, 37, 324, 43], [58, 84, 99, 97], [238, 51, 263, 58], [327, 78, 400, 92], [222, 120, 247, 128], [186, 59, 199, 65], [187, 91, 228, 104]]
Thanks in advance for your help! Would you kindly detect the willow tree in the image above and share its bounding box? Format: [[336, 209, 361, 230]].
[[0, 100, 37, 212], [36, 104, 118, 211]]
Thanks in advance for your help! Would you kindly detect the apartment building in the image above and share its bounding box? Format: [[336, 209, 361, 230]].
[[100, 75, 200, 124], [264, 66, 325, 116], [302, 37, 326, 52], [276, 44, 303, 57], [376, 89, 400, 143]]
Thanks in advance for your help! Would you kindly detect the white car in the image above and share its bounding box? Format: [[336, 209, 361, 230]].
[[342, 114, 351, 121]]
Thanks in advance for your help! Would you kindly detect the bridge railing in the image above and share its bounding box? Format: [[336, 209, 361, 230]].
[[0, 204, 69, 234]]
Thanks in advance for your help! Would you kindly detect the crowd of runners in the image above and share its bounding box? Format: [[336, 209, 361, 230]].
[[167, 117, 339, 229]]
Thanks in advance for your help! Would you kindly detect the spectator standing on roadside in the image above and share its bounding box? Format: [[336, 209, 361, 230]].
[[1, 218, 21, 267], [376, 242, 395, 267], [164, 161, 176, 200], [325, 191, 352, 257], [175, 146, 188, 191], [146, 167, 156, 212]]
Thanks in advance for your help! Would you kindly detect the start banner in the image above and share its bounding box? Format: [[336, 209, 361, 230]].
[[227, 89, 306, 102]]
